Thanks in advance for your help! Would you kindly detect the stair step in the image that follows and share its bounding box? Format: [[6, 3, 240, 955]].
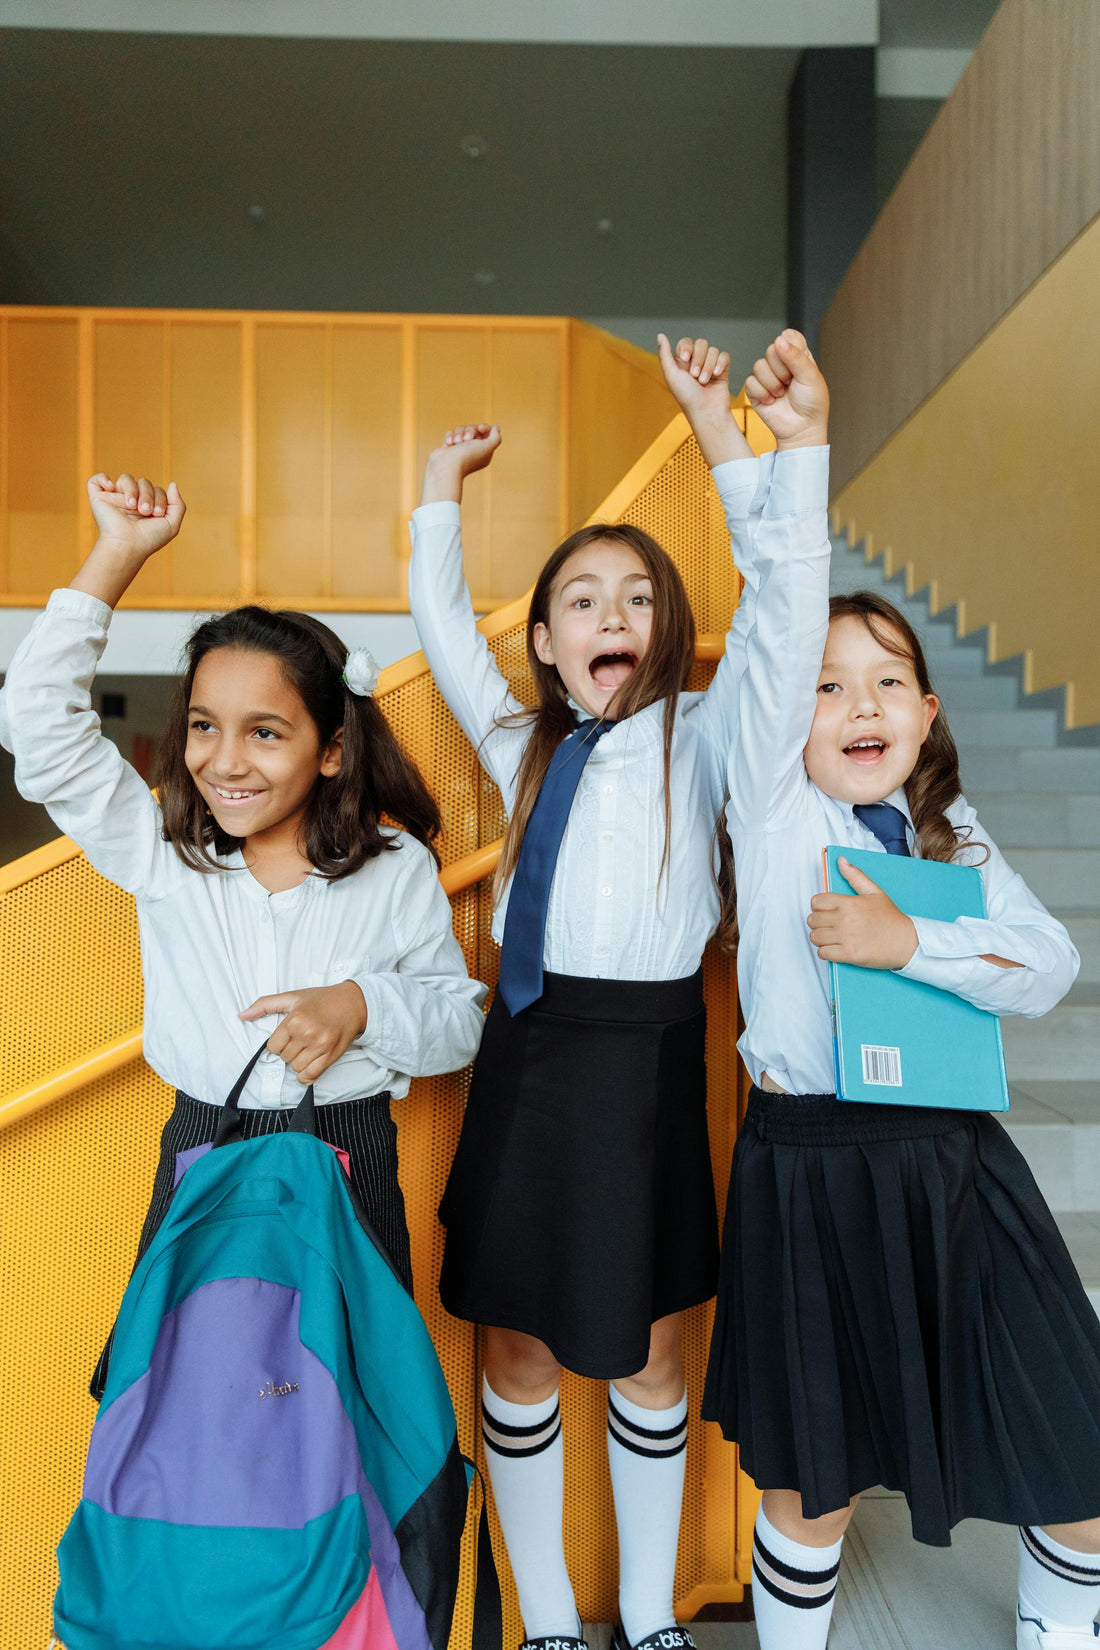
[[930, 675, 1019, 710], [1051, 1214, 1100, 1321], [1002, 982, 1100, 1078], [966, 793, 1100, 849], [1002, 1082, 1100, 1211], [996, 849, 1100, 912], [1055, 914, 1100, 982], [924, 643, 988, 677], [960, 746, 1100, 794], [951, 708, 1059, 748]]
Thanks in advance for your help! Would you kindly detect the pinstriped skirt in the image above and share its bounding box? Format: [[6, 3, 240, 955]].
[[90, 1087, 411, 1400]]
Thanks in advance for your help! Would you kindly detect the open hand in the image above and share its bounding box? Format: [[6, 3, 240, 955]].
[[239, 980, 368, 1085], [807, 857, 917, 970], [745, 330, 829, 450], [420, 424, 501, 504], [87, 472, 186, 561]]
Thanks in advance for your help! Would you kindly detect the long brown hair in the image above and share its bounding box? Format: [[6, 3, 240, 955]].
[[494, 522, 738, 948], [828, 591, 984, 863], [157, 606, 441, 878]]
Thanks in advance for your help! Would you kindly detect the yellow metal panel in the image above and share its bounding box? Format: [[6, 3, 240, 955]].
[[417, 326, 493, 601], [5, 316, 81, 596], [488, 328, 566, 592]]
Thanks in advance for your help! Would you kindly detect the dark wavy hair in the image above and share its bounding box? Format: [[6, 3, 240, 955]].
[[156, 606, 441, 879], [829, 591, 986, 864], [493, 522, 738, 950]]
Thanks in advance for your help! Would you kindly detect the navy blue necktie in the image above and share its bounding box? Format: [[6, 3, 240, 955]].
[[497, 719, 610, 1015], [853, 801, 911, 857]]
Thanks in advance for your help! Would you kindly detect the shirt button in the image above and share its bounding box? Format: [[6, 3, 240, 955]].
[[603, 783, 615, 795], [602, 831, 614, 842], [601, 886, 612, 897], [596, 944, 610, 957]]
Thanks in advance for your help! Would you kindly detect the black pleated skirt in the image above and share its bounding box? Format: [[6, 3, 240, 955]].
[[439, 970, 718, 1378], [702, 1087, 1100, 1545], [90, 1087, 411, 1400]]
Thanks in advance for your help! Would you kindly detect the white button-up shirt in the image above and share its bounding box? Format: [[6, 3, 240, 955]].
[[723, 448, 1079, 1096], [0, 589, 487, 1108], [409, 483, 765, 981]]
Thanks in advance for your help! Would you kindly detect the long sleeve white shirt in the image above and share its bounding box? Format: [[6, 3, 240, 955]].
[[723, 448, 1080, 1096], [0, 588, 488, 1108], [408, 476, 772, 981]]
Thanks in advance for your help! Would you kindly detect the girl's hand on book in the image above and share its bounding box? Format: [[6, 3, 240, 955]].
[[808, 858, 918, 970], [239, 980, 369, 1084], [87, 473, 186, 561], [745, 330, 829, 450], [420, 425, 501, 504]]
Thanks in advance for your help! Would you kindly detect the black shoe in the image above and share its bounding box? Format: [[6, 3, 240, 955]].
[[611, 1626, 698, 1650], [519, 1638, 588, 1650]]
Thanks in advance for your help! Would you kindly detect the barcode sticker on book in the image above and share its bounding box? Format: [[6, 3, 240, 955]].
[[861, 1044, 902, 1087]]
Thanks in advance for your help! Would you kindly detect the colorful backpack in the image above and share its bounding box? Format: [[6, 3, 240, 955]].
[[54, 1052, 499, 1650]]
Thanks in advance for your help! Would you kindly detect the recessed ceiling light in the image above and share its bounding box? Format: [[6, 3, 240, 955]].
[[473, 269, 497, 285], [460, 135, 489, 160], [596, 217, 614, 233], [247, 204, 266, 221]]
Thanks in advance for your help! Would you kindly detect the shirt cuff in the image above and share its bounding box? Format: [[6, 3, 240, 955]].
[[897, 948, 993, 995], [762, 446, 830, 519], [710, 455, 761, 520], [46, 587, 114, 630], [411, 500, 462, 529], [351, 975, 388, 1053]]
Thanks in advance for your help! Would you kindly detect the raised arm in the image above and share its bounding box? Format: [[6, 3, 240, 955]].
[[408, 426, 529, 809], [0, 473, 186, 895], [724, 333, 832, 831]]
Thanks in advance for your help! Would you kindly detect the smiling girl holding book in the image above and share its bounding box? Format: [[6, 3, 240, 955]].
[[703, 331, 1100, 1650]]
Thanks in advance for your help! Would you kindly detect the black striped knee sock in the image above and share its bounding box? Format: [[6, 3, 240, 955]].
[[751, 1506, 842, 1650], [481, 1376, 578, 1639], [1019, 1524, 1100, 1633], [606, 1386, 689, 1645]]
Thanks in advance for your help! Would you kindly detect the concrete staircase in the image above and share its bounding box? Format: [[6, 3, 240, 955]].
[[829, 535, 1100, 1309]]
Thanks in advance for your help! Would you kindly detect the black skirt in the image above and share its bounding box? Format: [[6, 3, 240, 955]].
[[90, 1087, 411, 1400], [702, 1086, 1100, 1545], [438, 969, 718, 1379]]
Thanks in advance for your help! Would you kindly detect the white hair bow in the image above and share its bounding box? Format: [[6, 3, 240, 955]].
[[342, 647, 381, 698]]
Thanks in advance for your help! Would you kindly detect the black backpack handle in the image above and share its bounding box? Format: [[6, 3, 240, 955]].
[[212, 1045, 320, 1148]]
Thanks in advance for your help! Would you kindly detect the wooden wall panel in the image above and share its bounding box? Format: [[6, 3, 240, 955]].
[[167, 323, 243, 605], [0, 310, 674, 611], [4, 318, 80, 597], [488, 328, 564, 596], [832, 214, 1100, 728], [95, 321, 170, 602], [330, 325, 404, 603], [255, 323, 327, 600], [568, 321, 675, 526], [819, 0, 1100, 493], [416, 328, 492, 602]]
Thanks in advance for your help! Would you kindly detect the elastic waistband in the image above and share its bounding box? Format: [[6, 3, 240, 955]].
[[175, 1088, 393, 1113], [526, 968, 705, 1025], [745, 1085, 971, 1145]]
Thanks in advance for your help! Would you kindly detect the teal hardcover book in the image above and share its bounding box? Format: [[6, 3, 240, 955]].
[[823, 844, 1010, 1111]]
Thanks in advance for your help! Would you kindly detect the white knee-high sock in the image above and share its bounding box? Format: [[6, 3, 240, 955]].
[[1018, 1526, 1100, 1633], [751, 1506, 842, 1650], [481, 1376, 579, 1641], [607, 1384, 689, 1644]]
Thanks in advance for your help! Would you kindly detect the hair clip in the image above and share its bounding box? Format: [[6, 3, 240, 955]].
[[342, 647, 380, 698]]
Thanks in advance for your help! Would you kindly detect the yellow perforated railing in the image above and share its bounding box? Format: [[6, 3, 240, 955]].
[[0, 407, 775, 1649]]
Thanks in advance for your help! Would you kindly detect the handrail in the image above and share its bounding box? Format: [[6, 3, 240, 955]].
[[0, 837, 507, 1131]]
